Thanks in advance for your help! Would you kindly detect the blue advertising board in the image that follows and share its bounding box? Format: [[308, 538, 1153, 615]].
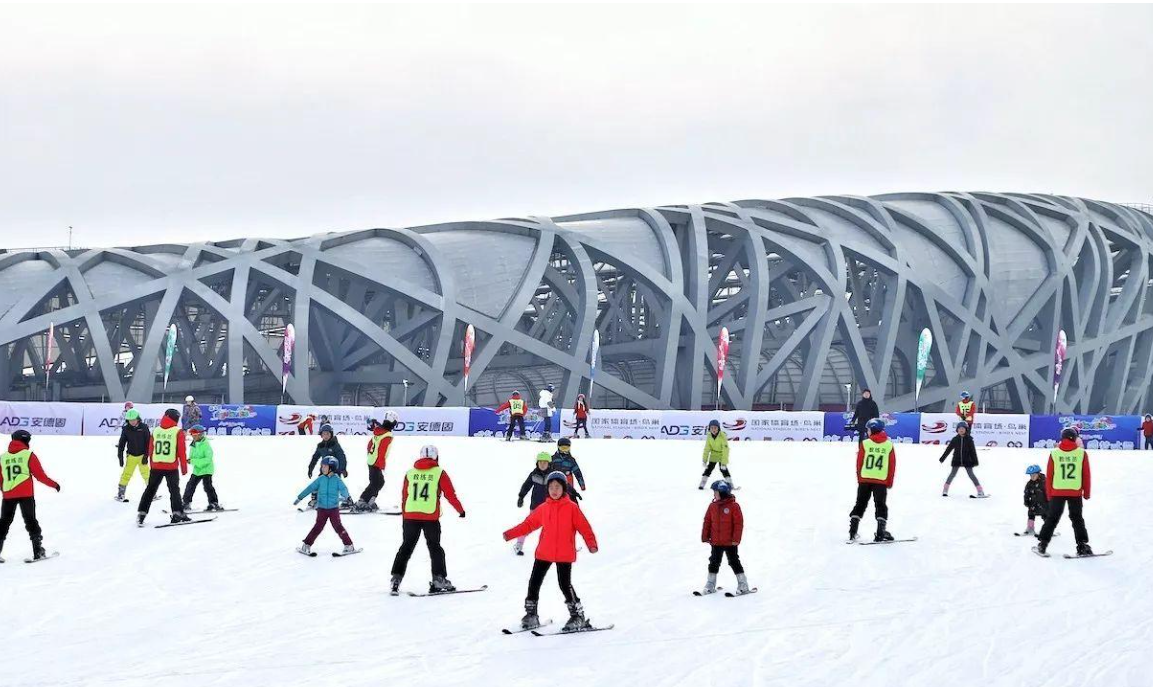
[[200, 404, 278, 436], [468, 407, 559, 438], [823, 411, 920, 444], [1028, 414, 1141, 450]]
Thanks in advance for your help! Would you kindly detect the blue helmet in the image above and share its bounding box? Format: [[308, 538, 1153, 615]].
[[956, 421, 969, 431], [960, 391, 971, 400], [321, 456, 340, 471], [319, 424, 334, 437], [546, 471, 568, 488], [710, 480, 732, 496], [865, 418, 885, 434], [1025, 464, 1041, 475]]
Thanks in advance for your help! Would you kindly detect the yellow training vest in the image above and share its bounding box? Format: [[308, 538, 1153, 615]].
[[509, 399, 525, 415], [1, 449, 31, 492], [859, 439, 893, 481], [367, 431, 392, 465], [405, 466, 444, 514], [1050, 447, 1085, 491], [958, 401, 974, 417], [152, 426, 179, 466]]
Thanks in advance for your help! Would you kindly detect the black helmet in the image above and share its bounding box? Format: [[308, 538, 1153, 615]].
[[165, 408, 181, 422], [557, 437, 571, 447], [11, 429, 31, 445], [708, 419, 720, 429], [1061, 427, 1078, 441]]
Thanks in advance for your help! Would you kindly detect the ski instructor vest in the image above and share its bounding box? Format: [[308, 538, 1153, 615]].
[[859, 439, 893, 482], [1050, 446, 1086, 491], [405, 466, 444, 514], [367, 431, 392, 466], [1, 449, 31, 492], [958, 400, 974, 417], [509, 398, 525, 416], [151, 426, 179, 467]]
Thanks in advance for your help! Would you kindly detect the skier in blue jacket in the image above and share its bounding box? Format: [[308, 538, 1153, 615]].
[[293, 457, 356, 555]]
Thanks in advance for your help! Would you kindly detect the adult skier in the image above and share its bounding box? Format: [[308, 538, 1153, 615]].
[[353, 411, 396, 512], [389, 445, 466, 595], [503, 470, 599, 632], [572, 393, 591, 438], [538, 384, 556, 442], [955, 391, 976, 425], [848, 418, 896, 542], [0, 430, 60, 562], [698, 419, 732, 489], [182, 396, 201, 431], [182, 425, 223, 511], [849, 388, 880, 445], [293, 456, 356, 555], [496, 391, 528, 441], [305, 424, 348, 509], [700, 480, 751, 595], [1035, 428, 1094, 556], [137, 408, 189, 526], [939, 421, 984, 497], [116, 408, 151, 502]]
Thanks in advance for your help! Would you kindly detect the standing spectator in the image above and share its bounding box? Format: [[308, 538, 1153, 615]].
[[573, 394, 591, 438], [849, 389, 880, 445], [1142, 415, 1153, 450], [183, 396, 202, 431]]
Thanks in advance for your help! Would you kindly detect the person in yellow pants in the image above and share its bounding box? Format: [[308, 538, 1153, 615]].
[[116, 409, 152, 502]]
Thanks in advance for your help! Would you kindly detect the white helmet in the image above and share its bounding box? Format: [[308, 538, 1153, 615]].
[[185, 395, 194, 403], [420, 444, 439, 461], [384, 410, 399, 424]]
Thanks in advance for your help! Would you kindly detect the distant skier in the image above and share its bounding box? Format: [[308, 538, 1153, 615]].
[[698, 419, 731, 490], [116, 408, 151, 502], [538, 384, 556, 442], [848, 418, 896, 542], [182, 425, 224, 511], [516, 451, 579, 555], [306, 424, 348, 509], [182, 396, 201, 431], [503, 470, 599, 632], [353, 411, 397, 512], [118, 401, 135, 427], [389, 445, 466, 595], [849, 388, 880, 445], [700, 480, 751, 595], [1021, 464, 1048, 536], [954, 391, 975, 425], [496, 391, 528, 441], [550, 437, 586, 495], [1142, 415, 1153, 450], [1035, 428, 1094, 556], [137, 408, 190, 526], [572, 393, 591, 438], [939, 421, 984, 497], [293, 456, 356, 556], [0, 430, 60, 563]]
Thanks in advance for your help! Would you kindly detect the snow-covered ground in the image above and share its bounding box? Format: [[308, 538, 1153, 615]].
[[3, 435, 1147, 687]]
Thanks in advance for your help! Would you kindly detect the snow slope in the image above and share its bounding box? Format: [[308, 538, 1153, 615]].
[[3, 436, 1147, 687]]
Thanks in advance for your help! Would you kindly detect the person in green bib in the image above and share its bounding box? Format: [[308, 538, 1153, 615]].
[[848, 418, 897, 542], [1, 430, 60, 563], [389, 444, 466, 595], [699, 420, 732, 490], [1035, 428, 1094, 556], [181, 425, 224, 511], [136, 408, 190, 526]]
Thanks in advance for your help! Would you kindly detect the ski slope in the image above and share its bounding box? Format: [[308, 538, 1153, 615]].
[[3, 435, 1147, 687]]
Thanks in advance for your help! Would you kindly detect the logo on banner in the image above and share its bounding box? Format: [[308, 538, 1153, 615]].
[[211, 405, 259, 421], [723, 418, 747, 431], [921, 421, 948, 434]]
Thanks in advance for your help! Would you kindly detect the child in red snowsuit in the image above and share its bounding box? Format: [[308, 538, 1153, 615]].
[[700, 480, 751, 595]]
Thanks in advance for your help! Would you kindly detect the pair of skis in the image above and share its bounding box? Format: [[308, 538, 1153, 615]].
[[693, 587, 759, 598], [404, 584, 489, 598], [150, 517, 217, 529], [846, 537, 918, 545], [503, 621, 615, 636], [1032, 546, 1113, 559], [298, 546, 363, 558], [0, 551, 59, 564]]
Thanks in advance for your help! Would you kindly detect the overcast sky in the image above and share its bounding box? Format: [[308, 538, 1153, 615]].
[[1, 3, 1151, 249]]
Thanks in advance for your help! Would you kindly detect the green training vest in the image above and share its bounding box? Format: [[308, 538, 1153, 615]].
[[859, 439, 893, 481], [1, 449, 31, 492], [367, 431, 391, 465], [405, 466, 444, 514], [1050, 447, 1085, 491], [509, 399, 525, 415], [152, 426, 179, 466], [958, 401, 974, 416]]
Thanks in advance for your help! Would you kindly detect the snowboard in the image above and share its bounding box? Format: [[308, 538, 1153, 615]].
[[1064, 550, 1113, 559], [858, 537, 918, 545], [407, 585, 488, 598], [725, 588, 758, 597], [502, 620, 554, 635], [531, 623, 614, 636], [692, 587, 723, 597], [332, 548, 364, 558], [24, 551, 60, 564], [297, 547, 318, 558], [154, 517, 216, 529]]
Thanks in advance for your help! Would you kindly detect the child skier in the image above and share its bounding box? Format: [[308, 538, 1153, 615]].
[[955, 391, 976, 425], [1035, 428, 1094, 556], [573, 393, 591, 438], [538, 384, 556, 442], [1021, 464, 1048, 536], [0, 430, 60, 563], [848, 418, 896, 542], [182, 425, 223, 511], [550, 437, 586, 494], [497, 391, 528, 441], [515, 451, 573, 555], [137, 408, 190, 526], [503, 470, 599, 632], [306, 424, 349, 509], [354, 411, 397, 512], [699, 419, 731, 489], [116, 408, 151, 502], [389, 445, 466, 595], [293, 457, 356, 555], [700, 480, 751, 595], [939, 421, 984, 497]]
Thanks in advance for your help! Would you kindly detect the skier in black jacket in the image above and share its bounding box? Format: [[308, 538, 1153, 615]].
[[305, 425, 350, 509], [849, 389, 880, 445], [1021, 464, 1048, 536], [116, 409, 152, 502], [939, 421, 984, 497]]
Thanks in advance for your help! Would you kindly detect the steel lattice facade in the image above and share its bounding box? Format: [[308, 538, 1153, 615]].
[[2, 192, 1152, 413]]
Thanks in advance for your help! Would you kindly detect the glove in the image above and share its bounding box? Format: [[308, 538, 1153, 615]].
[[308, 469, 313, 479], [293, 499, 300, 506], [588, 546, 598, 554], [517, 497, 524, 508], [142, 456, 149, 466], [459, 511, 467, 518], [580, 484, 586, 491], [342, 471, 349, 478], [939, 457, 945, 463], [571, 490, 582, 501], [55, 484, 61, 492], [118, 455, 124, 468]]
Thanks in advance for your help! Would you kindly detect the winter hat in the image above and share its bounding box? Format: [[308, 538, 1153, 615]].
[[546, 471, 568, 489], [535, 451, 552, 466], [164, 408, 181, 422], [125, 409, 140, 421], [319, 424, 334, 437]]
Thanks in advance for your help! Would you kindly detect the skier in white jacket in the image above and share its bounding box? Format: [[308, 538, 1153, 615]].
[[538, 384, 556, 442]]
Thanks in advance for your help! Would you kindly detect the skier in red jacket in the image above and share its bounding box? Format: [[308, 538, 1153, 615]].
[[700, 480, 752, 595], [496, 391, 528, 441], [1035, 427, 1094, 557], [848, 418, 897, 543], [1, 430, 60, 562], [572, 394, 591, 438], [389, 445, 465, 595], [503, 471, 598, 632], [137, 408, 190, 526]]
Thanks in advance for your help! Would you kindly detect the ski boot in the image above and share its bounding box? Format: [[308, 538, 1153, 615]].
[[1035, 540, 1048, 555], [351, 499, 369, 513], [1076, 542, 1094, 556], [942, 482, 950, 497], [874, 518, 894, 543], [698, 476, 708, 490], [702, 573, 718, 595], [521, 599, 541, 630], [298, 543, 312, 555], [31, 537, 47, 561], [736, 573, 751, 594], [116, 485, 127, 501], [171, 511, 191, 524], [367, 498, 379, 513], [390, 574, 402, 596], [181, 500, 193, 513], [430, 576, 456, 594], [848, 515, 861, 541], [206, 503, 224, 512], [341, 544, 357, 555], [562, 601, 590, 632], [136, 512, 146, 526], [307, 495, 318, 510]]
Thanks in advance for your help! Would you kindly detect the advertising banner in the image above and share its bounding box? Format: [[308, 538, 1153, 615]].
[[969, 414, 1030, 448], [560, 408, 662, 439], [658, 411, 825, 441], [468, 407, 558, 439], [919, 412, 960, 445], [823, 412, 920, 444], [200, 404, 278, 436], [1029, 414, 1141, 450], [0, 401, 85, 436], [276, 405, 469, 437], [82, 403, 178, 436]]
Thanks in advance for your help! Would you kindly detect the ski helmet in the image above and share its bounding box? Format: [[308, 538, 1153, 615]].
[[11, 429, 31, 445], [710, 480, 733, 496], [1025, 464, 1042, 475], [546, 383, 555, 392], [185, 395, 194, 403], [420, 444, 439, 461], [319, 424, 334, 437], [165, 408, 181, 422], [1061, 427, 1078, 441], [383, 410, 399, 425], [124, 401, 134, 409], [557, 436, 571, 448], [956, 421, 969, 431], [512, 390, 521, 397], [321, 456, 340, 471], [535, 451, 552, 466], [125, 409, 140, 421], [865, 418, 886, 435], [960, 391, 971, 400], [708, 419, 721, 430], [189, 424, 205, 436], [546, 471, 568, 489]]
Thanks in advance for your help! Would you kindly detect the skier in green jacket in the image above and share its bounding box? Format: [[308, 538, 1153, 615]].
[[181, 425, 224, 511], [699, 419, 733, 489]]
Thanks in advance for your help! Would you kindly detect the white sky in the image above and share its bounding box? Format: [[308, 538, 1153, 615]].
[[1, 3, 1151, 249]]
